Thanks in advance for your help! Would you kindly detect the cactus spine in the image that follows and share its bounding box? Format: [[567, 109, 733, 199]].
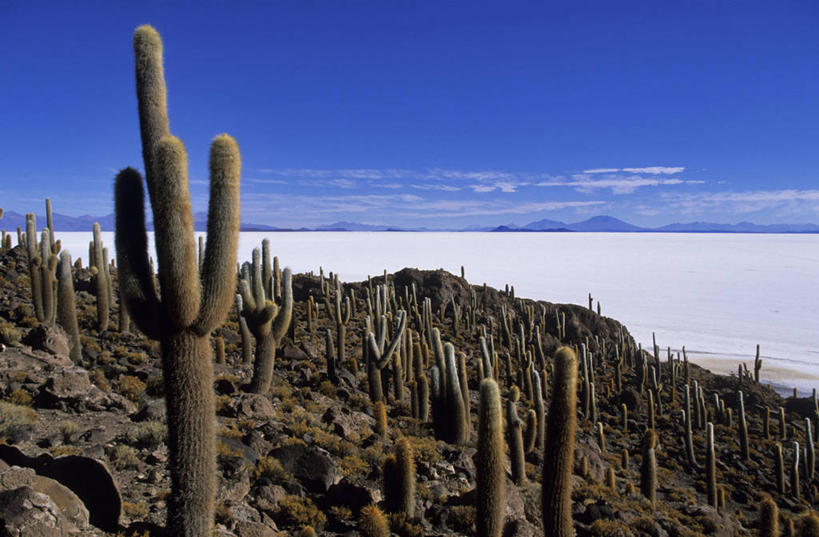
[[115, 25, 241, 537], [56, 252, 82, 362], [542, 347, 577, 537], [477, 378, 504, 537], [240, 246, 293, 394]]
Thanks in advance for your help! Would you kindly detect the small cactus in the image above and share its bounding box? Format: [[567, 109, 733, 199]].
[[359, 505, 389, 537], [641, 429, 658, 508], [758, 496, 778, 537], [383, 437, 415, 517]]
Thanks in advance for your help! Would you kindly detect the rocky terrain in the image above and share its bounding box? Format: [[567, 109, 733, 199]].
[[0, 240, 817, 537]]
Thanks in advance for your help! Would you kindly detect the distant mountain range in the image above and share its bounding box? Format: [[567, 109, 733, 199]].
[[2, 210, 819, 234]]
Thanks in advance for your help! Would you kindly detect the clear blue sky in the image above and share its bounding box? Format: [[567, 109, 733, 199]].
[[2, 1, 818, 228]]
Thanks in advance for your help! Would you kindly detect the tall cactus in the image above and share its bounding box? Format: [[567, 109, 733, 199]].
[[91, 223, 109, 331], [383, 437, 415, 517], [115, 25, 241, 537], [324, 281, 352, 370], [758, 496, 778, 537], [366, 311, 407, 403], [477, 378, 504, 537], [234, 294, 253, 364], [56, 251, 82, 362], [239, 245, 293, 394], [542, 347, 577, 537], [641, 429, 658, 508], [705, 422, 717, 508]]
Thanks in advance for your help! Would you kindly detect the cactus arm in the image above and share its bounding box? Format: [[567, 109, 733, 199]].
[[372, 311, 406, 369], [114, 168, 163, 338], [238, 278, 257, 313], [152, 136, 201, 329], [191, 135, 240, 335], [342, 296, 352, 324], [271, 268, 293, 341], [261, 239, 272, 296], [133, 24, 170, 202]]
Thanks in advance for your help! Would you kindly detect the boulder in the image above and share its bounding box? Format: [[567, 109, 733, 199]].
[[22, 324, 70, 358], [0, 486, 71, 537], [269, 443, 340, 493]]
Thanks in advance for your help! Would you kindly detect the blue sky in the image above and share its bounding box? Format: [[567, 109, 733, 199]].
[[1, 1, 818, 228]]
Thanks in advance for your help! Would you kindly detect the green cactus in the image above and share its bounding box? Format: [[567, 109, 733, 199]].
[[383, 437, 415, 517], [507, 387, 526, 485], [705, 422, 717, 508], [359, 505, 389, 537], [234, 294, 253, 364], [324, 280, 352, 372], [56, 252, 82, 362], [25, 214, 45, 322], [477, 378, 504, 537], [366, 311, 407, 403], [641, 429, 658, 508], [444, 342, 468, 445], [792, 441, 801, 501], [114, 24, 241, 537], [91, 222, 109, 331], [738, 390, 750, 461], [542, 347, 577, 537], [775, 442, 785, 494], [239, 245, 293, 394], [214, 336, 225, 364], [758, 496, 778, 537]]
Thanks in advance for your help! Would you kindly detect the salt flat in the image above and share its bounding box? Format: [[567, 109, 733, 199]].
[[59, 231, 819, 394]]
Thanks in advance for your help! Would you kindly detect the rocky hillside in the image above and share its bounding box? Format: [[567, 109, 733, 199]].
[[0, 242, 816, 537]]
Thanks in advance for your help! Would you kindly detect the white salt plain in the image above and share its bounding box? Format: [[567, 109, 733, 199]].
[[59, 231, 819, 395]]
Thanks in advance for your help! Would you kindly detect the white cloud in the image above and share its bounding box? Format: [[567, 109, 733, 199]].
[[583, 166, 685, 175], [659, 189, 819, 215], [538, 176, 703, 194], [411, 184, 463, 192], [622, 166, 685, 175]]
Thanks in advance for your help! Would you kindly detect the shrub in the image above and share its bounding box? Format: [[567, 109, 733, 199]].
[[118, 375, 146, 401], [59, 420, 80, 444], [8, 389, 33, 406], [254, 456, 291, 484], [126, 421, 166, 450], [89, 369, 110, 392], [0, 401, 37, 441], [0, 321, 22, 345], [276, 495, 326, 529], [122, 501, 149, 518], [112, 445, 140, 470]]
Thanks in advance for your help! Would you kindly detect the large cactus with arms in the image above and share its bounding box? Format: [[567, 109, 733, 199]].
[[115, 25, 240, 537], [239, 244, 293, 393]]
